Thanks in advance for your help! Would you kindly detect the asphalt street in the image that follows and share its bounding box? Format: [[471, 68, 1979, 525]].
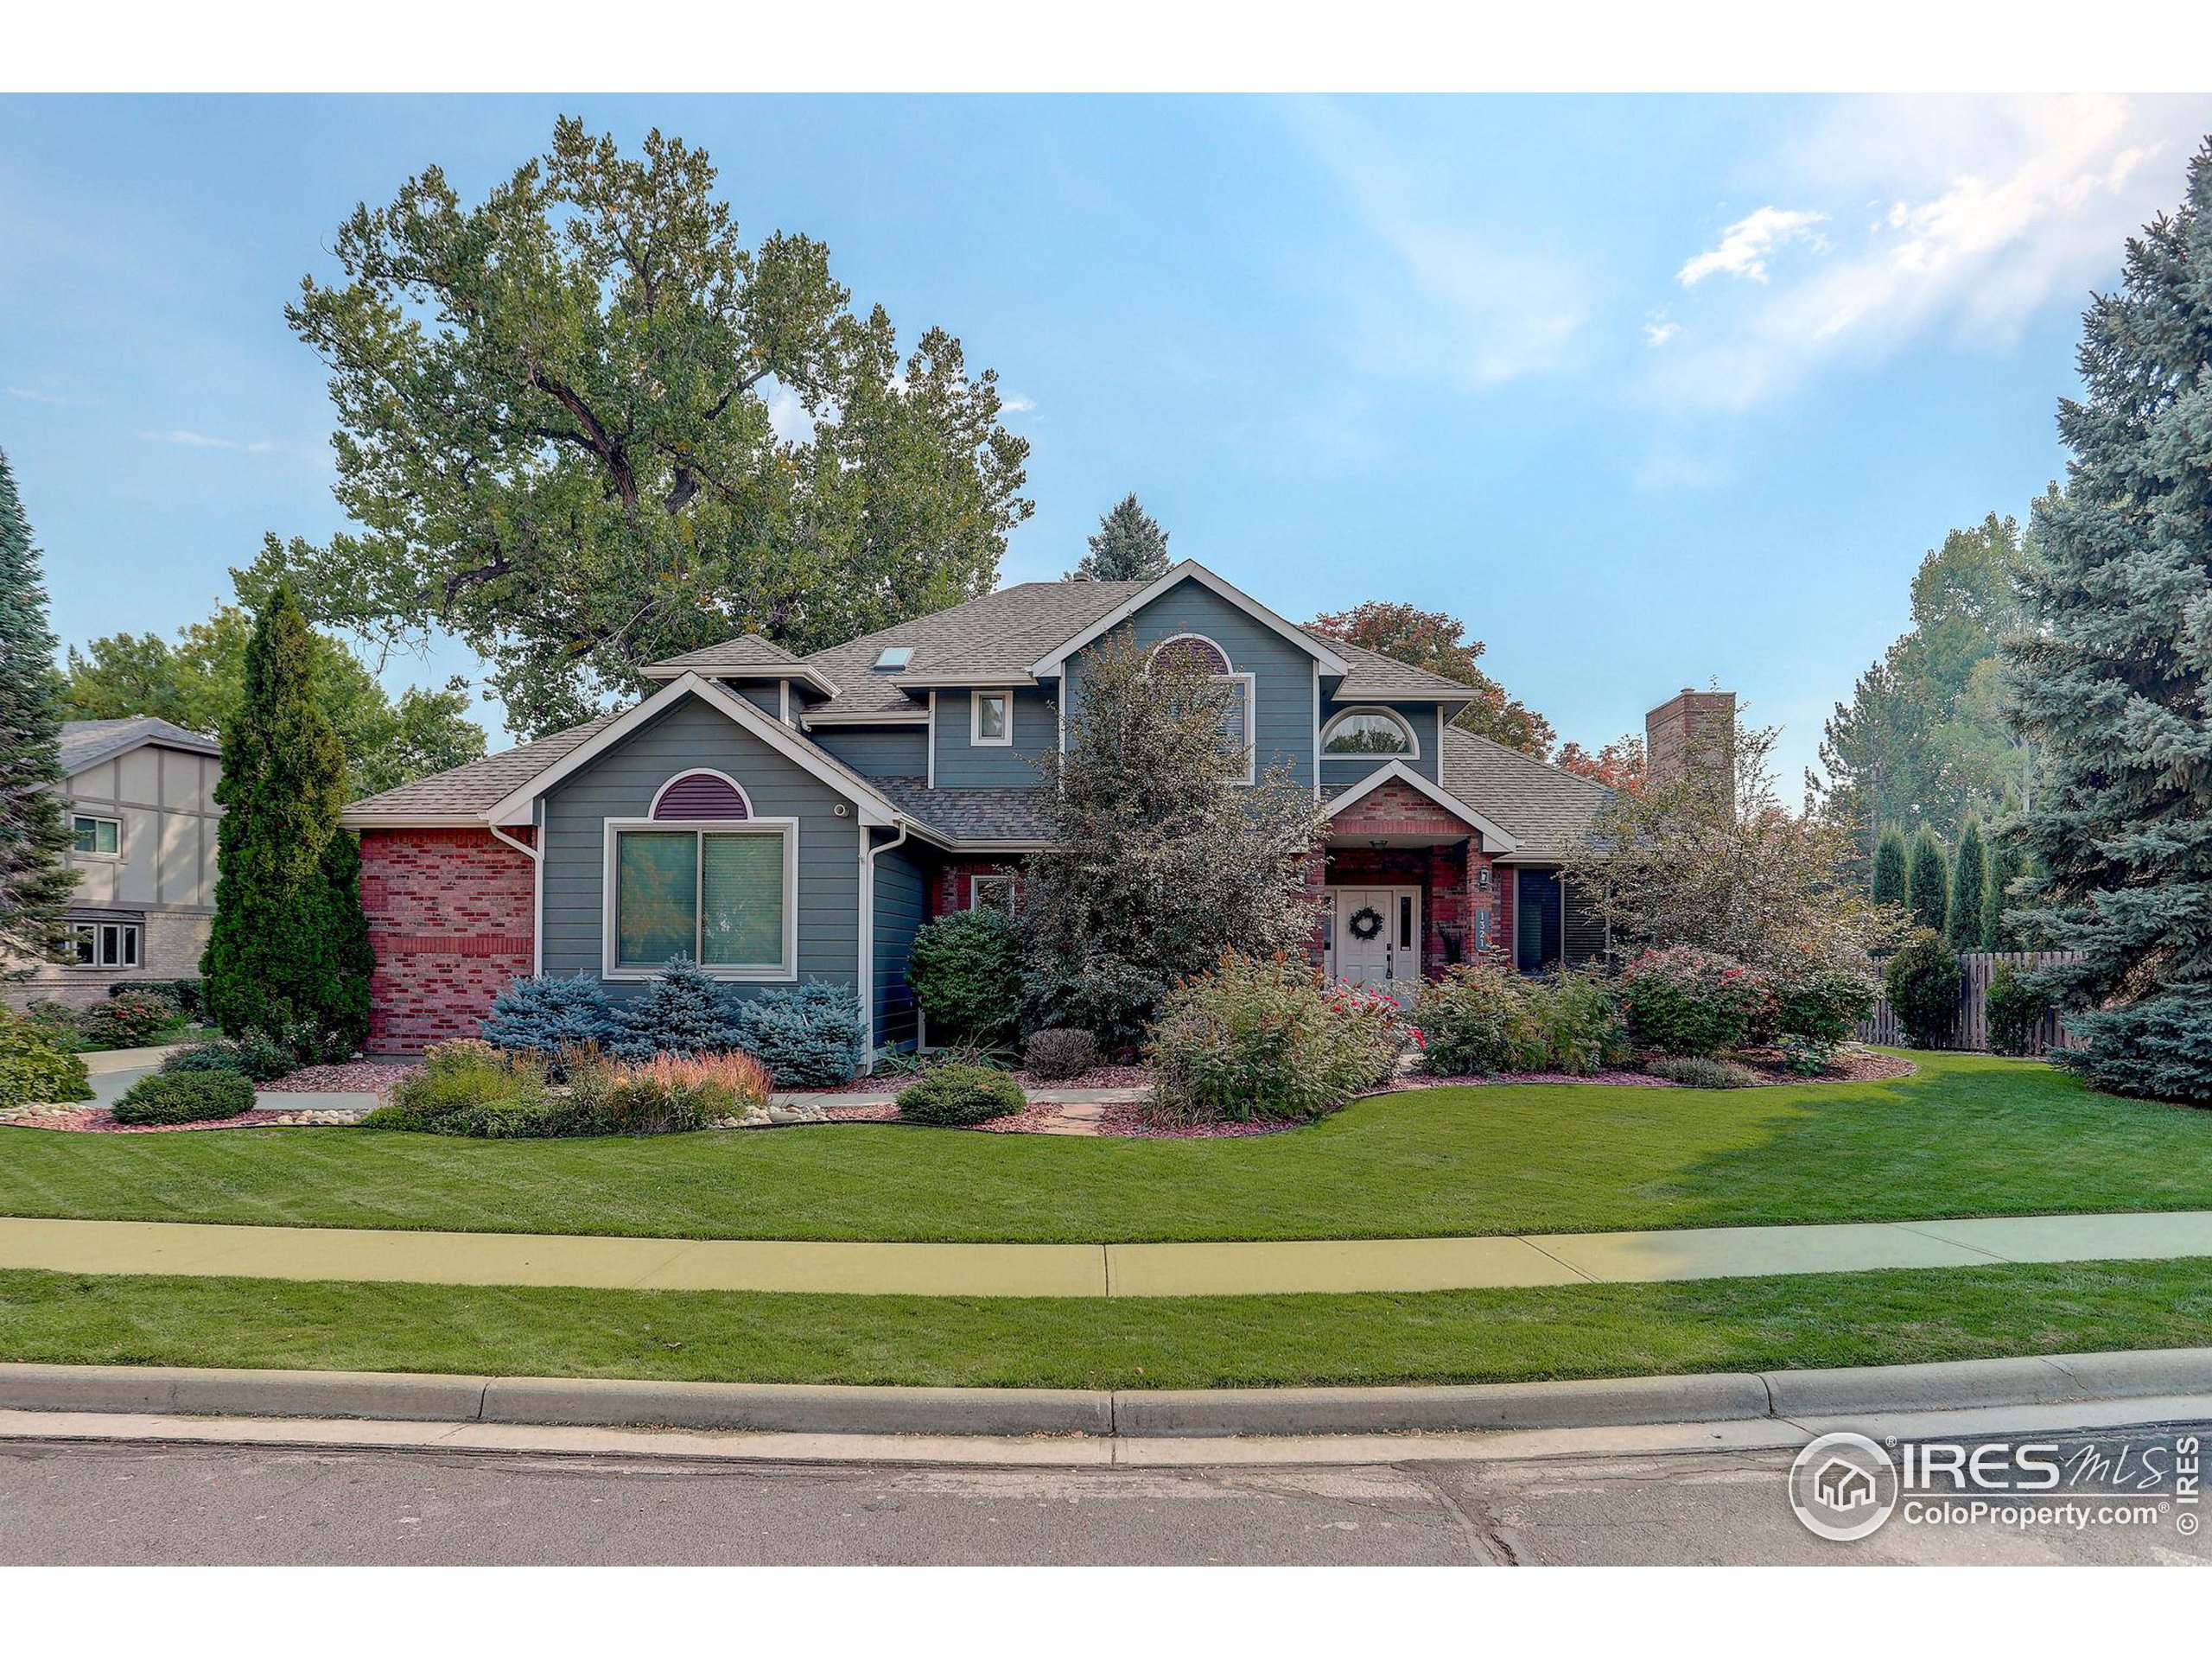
[[6, 1424, 2209, 1565]]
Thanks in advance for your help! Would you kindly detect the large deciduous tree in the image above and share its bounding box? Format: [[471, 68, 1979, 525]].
[[1305, 601, 1556, 756], [2003, 141, 2212, 1101], [259, 117, 1033, 737], [200, 587, 370, 1047], [1068, 493, 1172, 582], [1556, 733, 1649, 791], [0, 448, 77, 966]]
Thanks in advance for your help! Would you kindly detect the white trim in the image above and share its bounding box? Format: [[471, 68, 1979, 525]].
[[483, 811, 544, 978], [70, 813, 123, 859], [1225, 671, 1256, 785], [67, 918, 144, 969], [1319, 705, 1421, 760], [926, 690, 938, 787], [779, 680, 791, 725], [647, 767, 757, 821], [970, 688, 1014, 747], [1320, 760, 1522, 852], [600, 816, 800, 982], [967, 872, 1016, 912], [639, 663, 840, 698], [1321, 884, 1421, 988], [1026, 560, 1352, 677], [1311, 661, 1322, 801], [798, 710, 931, 728], [859, 822, 912, 1069], [893, 672, 1039, 689], [484, 673, 901, 830]]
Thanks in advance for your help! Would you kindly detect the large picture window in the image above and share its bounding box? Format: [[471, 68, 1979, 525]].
[[69, 919, 141, 968], [605, 820, 796, 978]]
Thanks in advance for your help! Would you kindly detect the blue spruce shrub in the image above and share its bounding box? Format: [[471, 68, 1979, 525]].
[[482, 973, 620, 1071], [734, 982, 865, 1087], [611, 957, 740, 1059]]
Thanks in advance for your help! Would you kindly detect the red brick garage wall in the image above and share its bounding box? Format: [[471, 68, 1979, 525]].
[[358, 827, 536, 1054]]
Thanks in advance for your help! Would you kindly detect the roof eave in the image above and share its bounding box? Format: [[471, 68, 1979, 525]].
[[1026, 560, 1352, 678]]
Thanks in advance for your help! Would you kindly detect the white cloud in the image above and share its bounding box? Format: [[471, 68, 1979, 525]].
[[10, 385, 96, 408], [140, 429, 280, 454], [1677, 207, 1829, 286], [1649, 93, 2210, 412], [999, 392, 1037, 414], [762, 381, 815, 443], [1643, 318, 1681, 348]]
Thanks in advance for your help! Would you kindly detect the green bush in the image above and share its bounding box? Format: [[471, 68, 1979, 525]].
[[158, 1032, 296, 1084], [1621, 947, 1775, 1057], [372, 1039, 546, 1131], [896, 1064, 1027, 1127], [0, 1008, 93, 1109], [1147, 953, 1405, 1124], [1409, 963, 1542, 1076], [1885, 928, 1962, 1048], [1777, 1034, 1836, 1077], [1984, 962, 2050, 1057], [1522, 971, 1630, 1076], [131, 978, 205, 1017], [1649, 1056, 1764, 1089], [1767, 957, 1878, 1045], [906, 907, 1027, 1046], [111, 1071, 256, 1125], [79, 989, 181, 1049], [1021, 1027, 1096, 1081], [733, 982, 866, 1086]]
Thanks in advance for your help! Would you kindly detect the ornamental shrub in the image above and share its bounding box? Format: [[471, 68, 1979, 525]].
[[1884, 928, 1963, 1048], [1983, 962, 2050, 1057], [482, 974, 620, 1073], [1522, 970, 1630, 1076], [79, 988, 180, 1049], [111, 1071, 255, 1125], [563, 1050, 770, 1134], [609, 957, 738, 1059], [1409, 963, 1543, 1076], [1777, 1034, 1836, 1077], [906, 906, 1026, 1047], [896, 1064, 1027, 1127], [159, 1031, 296, 1083], [371, 1039, 546, 1131], [130, 978, 204, 1017], [733, 981, 865, 1086], [1766, 956, 1878, 1046], [0, 1007, 92, 1109], [1649, 1056, 1763, 1089], [1621, 946, 1775, 1057], [1021, 1027, 1097, 1081], [1146, 952, 1405, 1124], [22, 1001, 82, 1047]]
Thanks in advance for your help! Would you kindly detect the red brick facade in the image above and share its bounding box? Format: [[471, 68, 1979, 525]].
[[358, 827, 536, 1054], [931, 856, 1027, 918], [1320, 780, 1510, 976]]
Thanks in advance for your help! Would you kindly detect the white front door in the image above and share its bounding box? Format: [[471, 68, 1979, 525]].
[[1334, 887, 1412, 989]]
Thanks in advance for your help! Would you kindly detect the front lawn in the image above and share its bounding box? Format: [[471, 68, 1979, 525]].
[[5, 1257, 2212, 1389], [1, 1052, 2208, 1243]]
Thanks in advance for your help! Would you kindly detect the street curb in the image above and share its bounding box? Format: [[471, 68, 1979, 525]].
[[3, 1347, 2211, 1439]]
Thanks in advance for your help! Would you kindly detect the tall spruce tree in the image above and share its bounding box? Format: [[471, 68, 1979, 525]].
[[0, 448, 78, 965], [1984, 834, 2024, 950], [1907, 828, 1950, 936], [1872, 827, 1910, 910], [1949, 819, 1989, 950], [2003, 141, 2212, 1099], [200, 586, 369, 1046], [1068, 493, 1172, 582]]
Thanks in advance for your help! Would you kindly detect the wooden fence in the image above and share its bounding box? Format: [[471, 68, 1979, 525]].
[[1856, 950, 2086, 1054]]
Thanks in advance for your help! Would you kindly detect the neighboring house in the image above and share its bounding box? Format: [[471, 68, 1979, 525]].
[[345, 560, 1725, 1056], [4, 717, 225, 1009]]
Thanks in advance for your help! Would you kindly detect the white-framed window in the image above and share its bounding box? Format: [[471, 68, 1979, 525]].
[[601, 817, 798, 980], [971, 689, 1012, 747], [968, 873, 1016, 913], [1321, 706, 1419, 758], [72, 815, 121, 856], [69, 920, 141, 968], [1145, 635, 1254, 784]]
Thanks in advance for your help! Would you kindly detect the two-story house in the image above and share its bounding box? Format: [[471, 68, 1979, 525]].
[[6, 717, 226, 1008], [343, 561, 1708, 1058]]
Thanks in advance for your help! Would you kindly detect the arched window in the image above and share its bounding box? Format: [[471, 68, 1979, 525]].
[[1147, 633, 1232, 675], [650, 770, 753, 821], [1321, 707, 1418, 758]]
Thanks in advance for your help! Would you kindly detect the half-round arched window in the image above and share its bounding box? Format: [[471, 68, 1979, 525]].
[[1147, 633, 1232, 675], [1321, 707, 1419, 758], [651, 770, 753, 821]]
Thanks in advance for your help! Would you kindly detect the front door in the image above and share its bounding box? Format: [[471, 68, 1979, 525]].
[[1333, 887, 1416, 989]]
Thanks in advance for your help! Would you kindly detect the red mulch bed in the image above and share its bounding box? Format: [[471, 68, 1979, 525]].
[[262, 1061, 416, 1096]]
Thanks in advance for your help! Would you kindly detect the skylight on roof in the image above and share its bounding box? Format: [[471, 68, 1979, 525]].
[[874, 645, 915, 671]]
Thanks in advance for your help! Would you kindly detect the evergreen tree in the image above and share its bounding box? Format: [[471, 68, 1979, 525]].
[[1906, 829, 1949, 936], [0, 448, 78, 965], [1068, 493, 1172, 582], [2003, 141, 2212, 1099], [1984, 835, 2024, 950], [1948, 818, 1989, 950], [200, 586, 365, 1045], [1872, 827, 1910, 910]]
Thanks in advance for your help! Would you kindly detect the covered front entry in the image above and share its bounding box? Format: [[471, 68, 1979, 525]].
[[1327, 886, 1421, 990]]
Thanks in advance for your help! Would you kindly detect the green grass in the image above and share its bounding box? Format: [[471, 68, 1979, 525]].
[[5, 1258, 2212, 1389], [2, 1052, 2208, 1243]]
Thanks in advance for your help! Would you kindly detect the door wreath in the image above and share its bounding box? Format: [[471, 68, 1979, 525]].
[[1346, 905, 1386, 942]]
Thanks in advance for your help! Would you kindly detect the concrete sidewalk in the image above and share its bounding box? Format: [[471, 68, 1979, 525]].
[[3, 1208, 2212, 1298]]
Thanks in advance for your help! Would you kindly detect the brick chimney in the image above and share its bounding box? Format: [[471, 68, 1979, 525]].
[[1645, 687, 1737, 796]]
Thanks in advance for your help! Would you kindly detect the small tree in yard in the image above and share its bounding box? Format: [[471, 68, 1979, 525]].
[[1948, 818, 1989, 950], [1906, 828, 1949, 936], [201, 586, 369, 1048], [0, 448, 79, 968], [906, 906, 1026, 1047], [1022, 630, 1326, 1049], [1885, 928, 1963, 1048]]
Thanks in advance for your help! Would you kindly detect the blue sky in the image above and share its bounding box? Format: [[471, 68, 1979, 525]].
[[6, 92, 2209, 785]]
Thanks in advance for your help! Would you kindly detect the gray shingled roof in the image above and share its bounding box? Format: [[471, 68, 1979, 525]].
[[344, 712, 624, 823], [59, 717, 220, 775], [875, 779, 1053, 845], [1439, 727, 1611, 861], [651, 633, 806, 672], [1329, 640, 1488, 702]]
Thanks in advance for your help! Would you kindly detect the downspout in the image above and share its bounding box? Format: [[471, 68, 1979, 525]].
[[486, 817, 543, 977], [860, 821, 913, 1072]]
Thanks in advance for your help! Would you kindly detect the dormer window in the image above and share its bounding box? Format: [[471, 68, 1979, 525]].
[[1322, 707, 1418, 757], [874, 645, 914, 671]]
